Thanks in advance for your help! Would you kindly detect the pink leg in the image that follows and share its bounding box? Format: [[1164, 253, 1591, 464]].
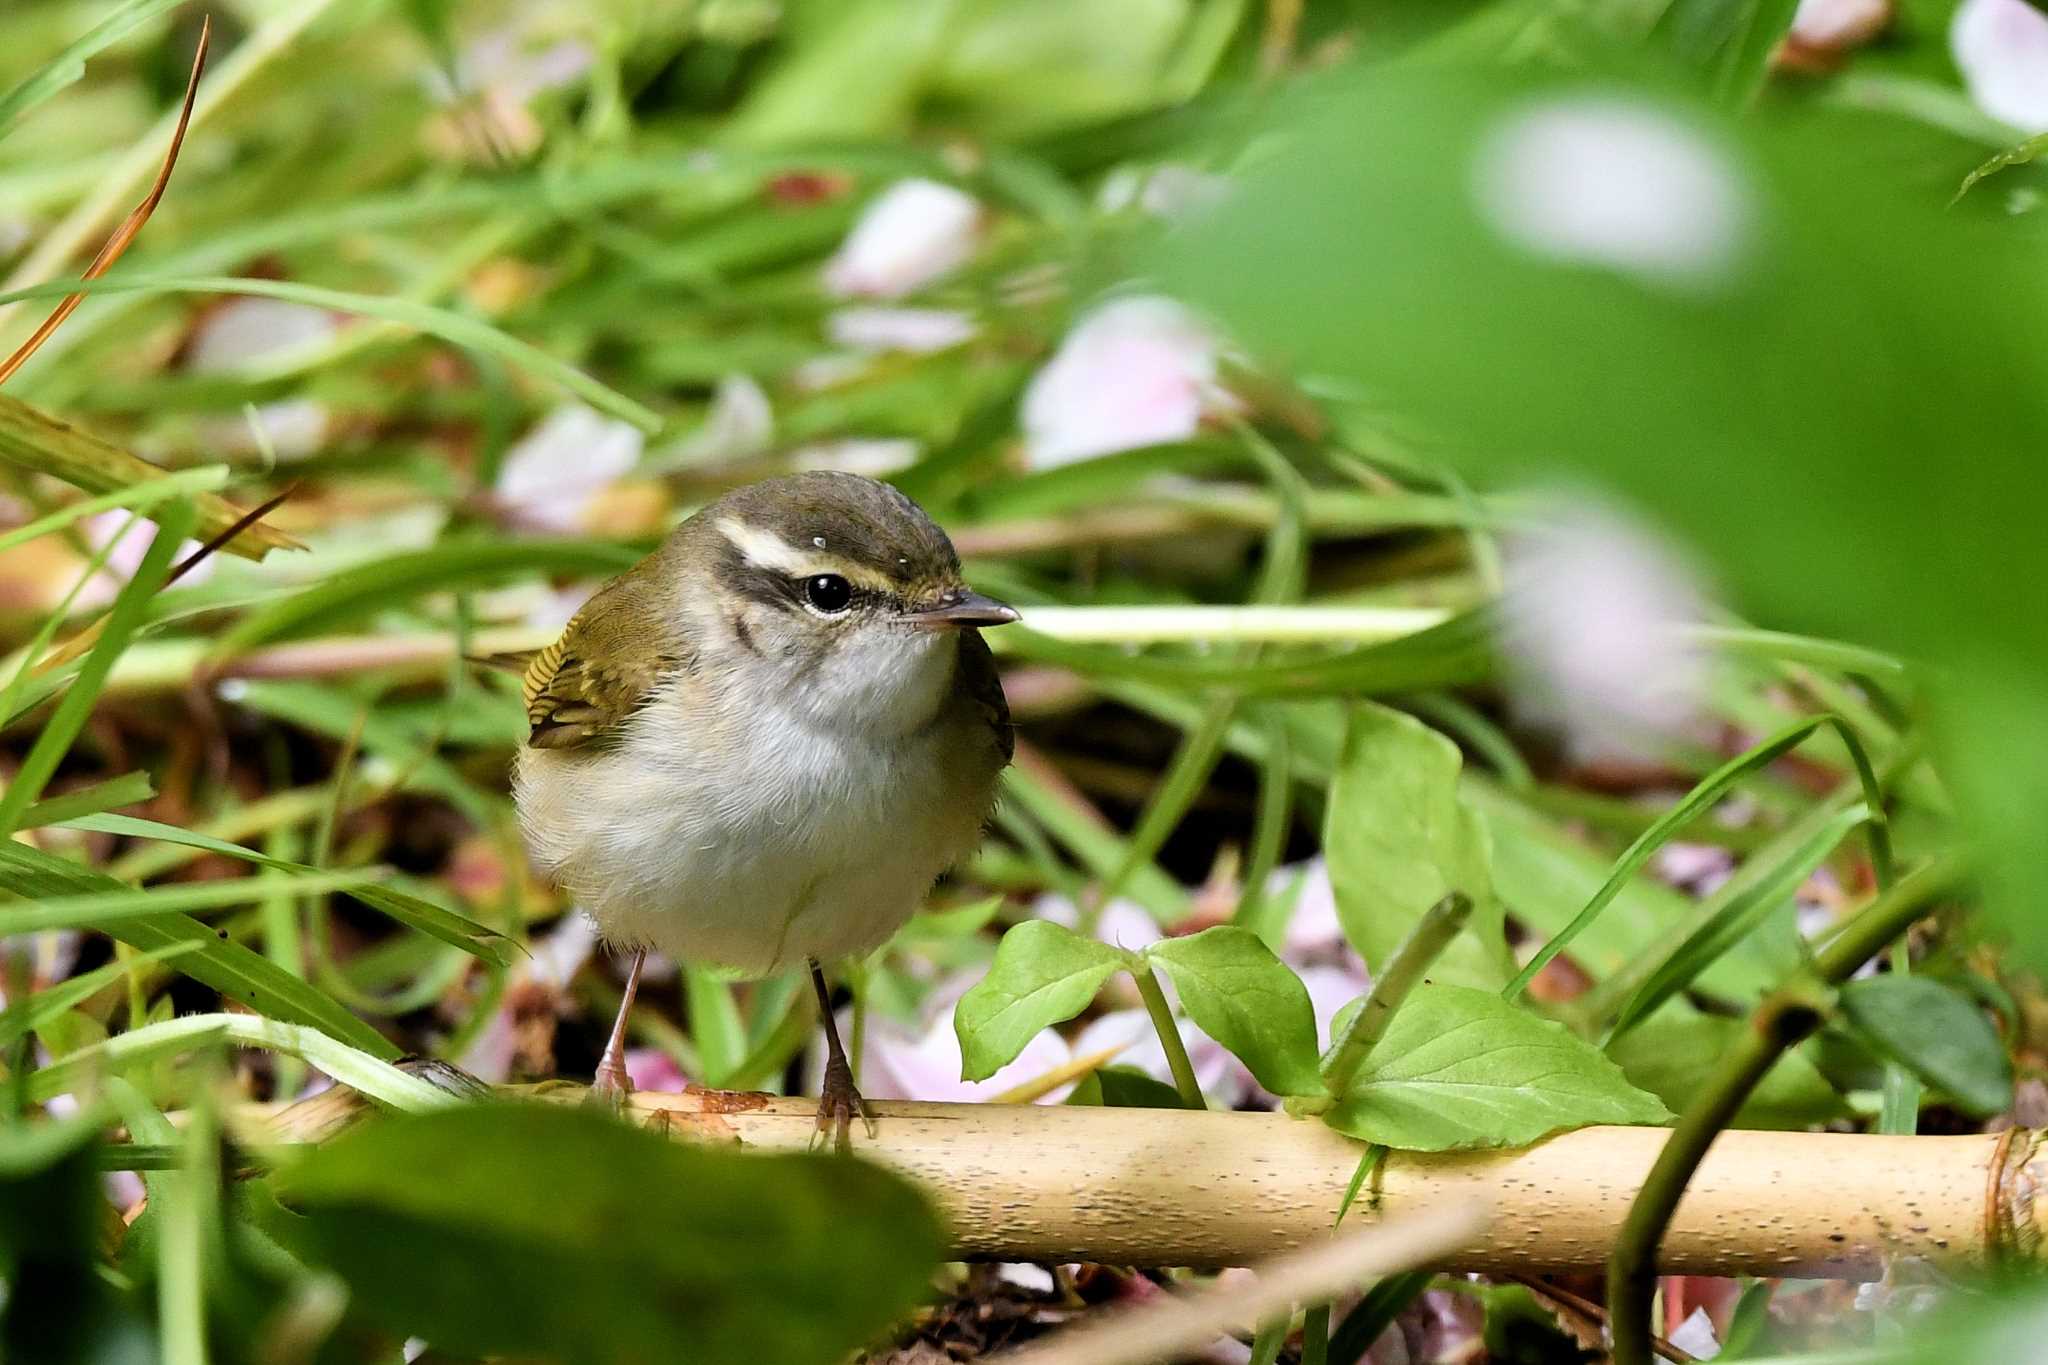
[[591, 948, 645, 1101]]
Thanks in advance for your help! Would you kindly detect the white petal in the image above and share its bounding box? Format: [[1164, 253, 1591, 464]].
[[1953, 0, 2048, 134], [1021, 296, 1232, 468], [1501, 494, 1712, 762], [787, 438, 921, 478], [495, 404, 643, 532], [1669, 1307, 1721, 1359], [187, 298, 339, 460], [665, 374, 773, 465], [76, 509, 210, 609], [1473, 96, 1752, 291], [859, 1001, 1075, 1104], [825, 306, 977, 353], [822, 179, 982, 300], [1789, 0, 1890, 48]]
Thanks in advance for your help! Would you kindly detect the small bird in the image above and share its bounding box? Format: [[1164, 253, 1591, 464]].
[[511, 471, 1016, 1142]]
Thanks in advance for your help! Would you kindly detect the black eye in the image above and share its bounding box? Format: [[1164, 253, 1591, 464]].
[[804, 574, 853, 613]]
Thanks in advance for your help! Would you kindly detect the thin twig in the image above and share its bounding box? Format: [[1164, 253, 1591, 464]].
[[0, 18, 210, 385], [1606, 855, 1965, 1365]]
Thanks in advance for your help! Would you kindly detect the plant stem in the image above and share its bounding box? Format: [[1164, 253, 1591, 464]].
[[1301, 1304, 1330, 1365], [1133, 963, 1206, 1111], [1321, 893, 1472, 1097], [1247, 1315, 1289, 1365], [1606, 856, 1963, 1365]]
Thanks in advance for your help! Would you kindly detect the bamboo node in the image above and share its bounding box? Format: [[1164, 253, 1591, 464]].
[[1987, 1125, 2046, 1262]]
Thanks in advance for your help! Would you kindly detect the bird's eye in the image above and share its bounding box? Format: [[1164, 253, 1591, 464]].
[[804, 574, 853, 614]]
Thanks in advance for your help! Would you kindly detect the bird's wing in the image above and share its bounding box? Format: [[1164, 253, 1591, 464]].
[[956, 629, 1013, 764], [522, 578, 687, 751]]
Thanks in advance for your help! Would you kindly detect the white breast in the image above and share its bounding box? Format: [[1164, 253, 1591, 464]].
[[514, 633, 998, 975]]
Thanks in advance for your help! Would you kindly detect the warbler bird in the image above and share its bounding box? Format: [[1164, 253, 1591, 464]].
[[512, 472, 1015, 1141]]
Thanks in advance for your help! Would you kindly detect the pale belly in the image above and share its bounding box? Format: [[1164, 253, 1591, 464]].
[[515, 696, 998, 974]]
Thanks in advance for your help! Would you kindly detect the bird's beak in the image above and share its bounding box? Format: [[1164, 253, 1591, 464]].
[[901, 589, 1021, 629]]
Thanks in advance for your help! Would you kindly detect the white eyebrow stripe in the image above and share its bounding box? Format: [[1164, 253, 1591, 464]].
[[715, 517, 897, 592]]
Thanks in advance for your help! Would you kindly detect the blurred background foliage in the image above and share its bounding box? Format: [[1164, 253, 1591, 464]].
[[0, 0, 2045, 1360]]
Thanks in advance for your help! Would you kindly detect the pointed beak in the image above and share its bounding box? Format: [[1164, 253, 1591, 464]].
[[901, 589, 1021, 630]]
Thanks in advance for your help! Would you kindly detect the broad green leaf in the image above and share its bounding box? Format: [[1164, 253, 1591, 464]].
[[954, 920, 1125, 1081], [0, 840, 397, 1060], [274, 1103, 945, 1365], [1325, 702, 1509, 989], [0, 1112, 126, 1361], [1607, 1014, 1847, 1129], [1839, 976, 2012, 1117], [65, 812, 517, 966], [1066, 1065, 1188, 1110], [1145, 927, 1323, 1098], [1324, 984, 1670, 1150]]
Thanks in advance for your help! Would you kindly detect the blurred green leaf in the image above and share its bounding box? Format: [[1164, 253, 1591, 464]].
[[1655, 0, 1801, 105], [15, 770, 153, 829], [1324, 983, 1670, 1150], [0, 0, 187, 141], [1839, 975, 2013, 1117], [1608, 1013, 1847, 1129], [218, 539, 641, 650], [1145, 926, 1323, 1097], [0, 942, 202, 1049], [275, 1103, 946, 1365], [1157, 63, 2048, 962], [1324, 701, 1510, 989], [955, 920, 1126, 1080], [1067, 1064, 1189, 1109], [0, 1113, 144, 1362]]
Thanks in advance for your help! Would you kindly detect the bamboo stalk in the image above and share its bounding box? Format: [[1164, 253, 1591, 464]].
[[266, 1083, 2041, 1278]]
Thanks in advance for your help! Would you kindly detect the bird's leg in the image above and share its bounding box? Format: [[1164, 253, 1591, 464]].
[[810, 958, 875, 1152], [589, 947, 645, 1107]]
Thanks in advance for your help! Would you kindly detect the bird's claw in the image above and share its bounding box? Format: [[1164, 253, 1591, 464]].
[[811, 1053, 876, 1154]]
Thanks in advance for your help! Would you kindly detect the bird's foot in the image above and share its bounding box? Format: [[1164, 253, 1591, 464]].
[[584, 1052, 634, 1114], [811, 1052, 876, 1154]]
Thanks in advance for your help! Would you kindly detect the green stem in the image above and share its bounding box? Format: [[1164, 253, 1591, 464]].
[[1133, 963, 1206, 1111], [1301, 1304, 1330, 1365], [1606, 856, 1962, 1365], [1320, 894, 1471, 1097], [1247, 1315, 1289, 1365]]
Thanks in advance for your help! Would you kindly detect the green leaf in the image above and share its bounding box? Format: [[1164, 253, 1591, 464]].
[[954, 920, 1126, 1081], [66, 813, 517, 966], [14, 771, 154, 829], [1324, 702, 1509, 989], [0, 398, 295, 560], [1145, 927, 1323, 1098], [0, 277, 663, 434], [1324, 984, 1670, 1150], [1607, 1013, 1847, 1129], [1607, 800, 1872, 1037], [1655, 0, 1802, 105], [28, 1014, 448, 1112], [0, 499, 192, 833], [1067, 1065, 1189, 1110], [0, 840, 398, 1060], [274, 1103, 945, 1365], [217, 538, 641, 650], [1838, 976, 2012, 1117], [0, 0, 188, 140], [0, 942, 203, 1049]]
